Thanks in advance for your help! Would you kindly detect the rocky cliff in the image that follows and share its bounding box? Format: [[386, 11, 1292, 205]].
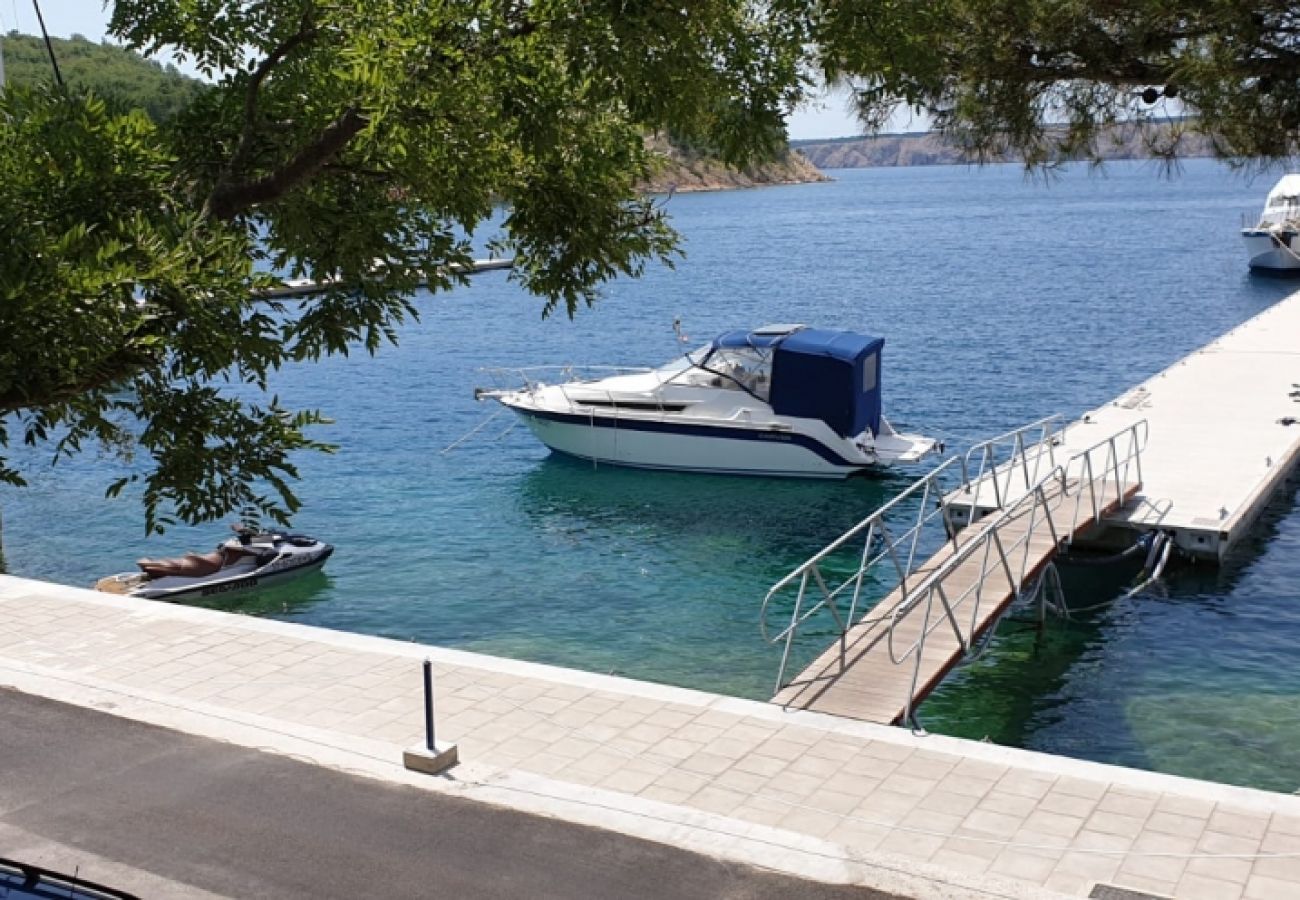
[[794, 127, 1216, 169], [641, 135, 829, 193]]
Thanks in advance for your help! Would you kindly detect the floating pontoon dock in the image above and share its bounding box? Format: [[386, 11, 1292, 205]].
[[764, 288, 1300, 725], [259, 257, 515, 299], [956, 288, 1300, 561]]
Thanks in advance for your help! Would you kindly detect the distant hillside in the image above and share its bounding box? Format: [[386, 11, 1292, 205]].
[[1, 33, 824, 192], [643, 134, 829, 193], [794, 126, 1215, 169], [1, 32, 205, 121]]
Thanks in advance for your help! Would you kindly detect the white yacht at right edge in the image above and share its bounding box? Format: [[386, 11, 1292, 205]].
[[1242, 174, 1300, 272]]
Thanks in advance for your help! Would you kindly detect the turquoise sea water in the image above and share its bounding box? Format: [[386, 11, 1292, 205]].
[[6, 160, 1300, 791]]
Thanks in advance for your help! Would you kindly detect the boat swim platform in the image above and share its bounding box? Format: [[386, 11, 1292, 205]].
[[772, 471, 1140, 726], [955, 288, 1300, 562]]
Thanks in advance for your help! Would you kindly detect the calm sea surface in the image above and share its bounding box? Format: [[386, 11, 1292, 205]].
[[6, 160, 1300, 791]]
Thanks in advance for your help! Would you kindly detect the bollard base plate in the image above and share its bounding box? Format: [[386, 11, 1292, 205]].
[[404, 741, 460, 775]]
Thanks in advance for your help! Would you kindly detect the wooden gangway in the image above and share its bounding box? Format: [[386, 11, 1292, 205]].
[[761, 418, 1145, 726]]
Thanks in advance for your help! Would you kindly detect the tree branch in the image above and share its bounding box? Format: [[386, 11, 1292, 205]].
[[0, 348, 156, 416], [221, 10, 319, 188], [208, 107, 369, 219]]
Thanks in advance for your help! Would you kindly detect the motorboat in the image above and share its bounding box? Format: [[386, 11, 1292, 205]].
[[94, 524, 333, 601], [476, 324, 940, 478], [1242, 174, 1300, 272]]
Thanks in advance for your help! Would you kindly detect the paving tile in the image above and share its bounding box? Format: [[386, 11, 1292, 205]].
[[784, 753, 844, 779], [639, 783, 693, 807], [1198, 829, 1263, 856], [917, 790, 981, 818], [961, 808, 1025, 839], [1107, 873, 1177, 898], [731, 753, 787, 778], [1020, 808, 1085, 840], [759, 771, 823, 801], [952, 758, 1009, 782], [1097, 790, 1159, 821], [1185, 852, 1251, 886], [1209, 808, 1270, 841], [883, 773, 940, 798], [755, 737, 811, 762], [1086, 810, 1150, 839], [980, 789, 1041, 819], [804, 738, 860, 764], [645, 737, 705, 762], [989, 848, 1059, 884], [688, 785, 749, 817], [1144, 809, 1208, 839], [1116, 842, 1189, 886], [996, 771, 1057, 800], [832, 819, 891, 853], [1072, 828, 1137, 854], [940, 833, 1003, 862], [878, 825, 943, 862], [1260, 829, 1300, 854], [853, 789, 921, 826], [936, 773, 997, 800], [1052, 849, 1121, 884], [858, 740, 913, 763], [929, 848, 992, 877], [779, 806, 843, 841], [804, 788, 865, 817], [1176, 872, 1245, 900], [1267, 814, 1300, 837], [1250, 851, 1300, 884], [732, 795, 793, 829], [1244, 872, 1297, 900], [1042, 871, 1091, 897], [1053, 776, 1109, 801], [904, 755, 958, 781], [1038, 789, 1100, 819]]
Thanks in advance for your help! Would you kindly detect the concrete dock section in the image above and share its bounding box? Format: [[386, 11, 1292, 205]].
[[4, 575, 1300, 899]]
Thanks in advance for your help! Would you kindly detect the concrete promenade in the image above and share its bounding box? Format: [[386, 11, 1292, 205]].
[[3, 574, 1300, 899]]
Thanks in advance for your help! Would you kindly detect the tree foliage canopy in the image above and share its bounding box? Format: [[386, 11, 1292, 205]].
[[5, 0, 1300, 535], [810, 1, 1300, 166], [0, 1, 804, 532]]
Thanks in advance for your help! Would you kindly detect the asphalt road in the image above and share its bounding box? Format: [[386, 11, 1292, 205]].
[[0, 688, 901, 899]]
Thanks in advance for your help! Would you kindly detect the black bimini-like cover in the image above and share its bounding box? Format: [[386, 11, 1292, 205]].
[[769, 328, 884, 438]]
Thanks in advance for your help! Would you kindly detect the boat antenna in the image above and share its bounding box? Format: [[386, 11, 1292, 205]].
[[31, 0, 63, 87]]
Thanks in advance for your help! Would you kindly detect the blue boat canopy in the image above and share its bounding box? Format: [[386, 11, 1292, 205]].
[[707, 325, 884, 438]]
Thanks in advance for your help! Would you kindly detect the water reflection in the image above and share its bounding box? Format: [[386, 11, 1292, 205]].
[[183, 569, 334, 616]]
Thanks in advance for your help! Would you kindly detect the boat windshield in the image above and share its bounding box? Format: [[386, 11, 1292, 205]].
[[653, 345, 712, 377], [657, 344, 773, 399]]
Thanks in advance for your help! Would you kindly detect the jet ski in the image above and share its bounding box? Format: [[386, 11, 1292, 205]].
[[94, 524, 334, 602]]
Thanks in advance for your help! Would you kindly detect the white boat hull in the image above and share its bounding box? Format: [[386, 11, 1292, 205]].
[[1243, 230, 1300, 271], [514, 408, 874, 478]]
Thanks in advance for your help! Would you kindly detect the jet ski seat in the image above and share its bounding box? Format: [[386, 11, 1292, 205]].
[[137, 546, 246, 578]]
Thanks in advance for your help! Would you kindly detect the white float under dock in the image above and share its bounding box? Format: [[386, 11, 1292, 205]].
[[259, 257, 515, 299], [956, 288, 1300, 562]]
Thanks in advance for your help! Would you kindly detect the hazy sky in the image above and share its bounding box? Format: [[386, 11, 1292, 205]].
[[9, 0, 866, 140]]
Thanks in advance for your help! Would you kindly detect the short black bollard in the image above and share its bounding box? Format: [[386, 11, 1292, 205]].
[[423, 658, 436, 751], [403, 657, 459, 775]]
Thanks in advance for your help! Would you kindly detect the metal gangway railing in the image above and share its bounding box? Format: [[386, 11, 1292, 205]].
[[761, 417, 1147, 717]]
